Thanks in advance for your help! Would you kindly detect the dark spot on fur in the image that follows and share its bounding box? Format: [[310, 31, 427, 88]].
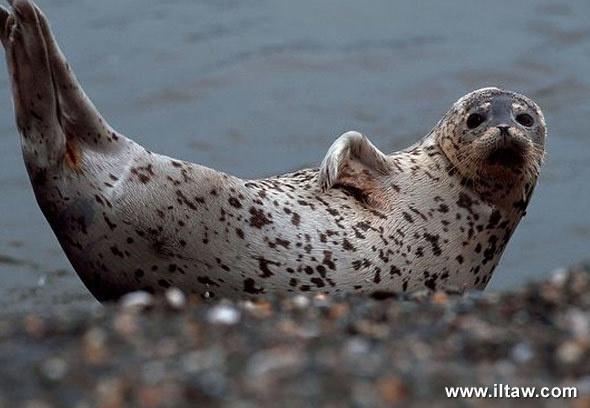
[[342, 238, 356, 252], [257, 257, 280, 278], [249, 207, 273, 228], [244, 278, 264, 294], [198, 276, 220, 287], [158, 279, 171, 288], [390, 265, 401, 276], [228, 197, 242, 209], [402, 212, 414, 223], [423, 233, 442, 256]]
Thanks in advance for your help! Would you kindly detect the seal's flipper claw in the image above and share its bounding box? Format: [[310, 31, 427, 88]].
[[319, 131, 391, 205]]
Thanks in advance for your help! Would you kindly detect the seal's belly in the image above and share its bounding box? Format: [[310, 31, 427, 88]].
[[52, 155, 517, 300]]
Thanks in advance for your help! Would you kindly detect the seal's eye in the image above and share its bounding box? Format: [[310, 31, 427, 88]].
[[466, 113, 486, 129], [516, 113, 534, 127]]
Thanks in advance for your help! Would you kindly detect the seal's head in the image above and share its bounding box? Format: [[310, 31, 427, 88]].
[[438, 87, 546, 184]]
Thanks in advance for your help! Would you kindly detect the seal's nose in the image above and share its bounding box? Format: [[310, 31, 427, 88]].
[[497, 125, 510, 136]]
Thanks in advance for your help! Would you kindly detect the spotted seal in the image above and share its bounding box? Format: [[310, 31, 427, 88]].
[[0, 0, 546, 301]]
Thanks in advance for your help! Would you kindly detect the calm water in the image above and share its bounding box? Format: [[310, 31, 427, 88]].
[[0, 0, 589, 312]]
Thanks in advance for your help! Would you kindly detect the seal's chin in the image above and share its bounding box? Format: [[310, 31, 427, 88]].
[[486, 146, 526, 167]]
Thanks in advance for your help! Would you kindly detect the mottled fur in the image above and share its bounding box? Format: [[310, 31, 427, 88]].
[[0, 1, 546, 301]]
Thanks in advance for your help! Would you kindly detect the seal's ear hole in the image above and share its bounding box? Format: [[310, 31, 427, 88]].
[[466, 113, 486, 129], [516, 113, 534, 127]]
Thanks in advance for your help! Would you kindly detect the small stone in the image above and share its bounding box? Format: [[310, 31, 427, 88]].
[[353, 319, 389, 339], [511, 342, 534, 363], [120, 291, 153, 309], [345, 337, 370, 355], [83, 327, 108, 365], [408, 289, 432, 301], [96, 378, 126, 408], [376, 377, 408, 403], [183, 349, 224, 373], [278, 319, 319, 339], [432, 291, 449, 304], [247, 348, 302, 377], [24, 314, 45, 337], [550, 267, 568, 286], [241, 300, 273, 318], [207, 304, 241, 325], [290, 295, 310, 309], [40, 358, 67, 382], [313, 293, 331, 308], [165, 287, 187, 309], [565, 309, 590, 339], [557, 340, 584, 364], [328, 303, 348, 319], [113, 312, 139, 337]]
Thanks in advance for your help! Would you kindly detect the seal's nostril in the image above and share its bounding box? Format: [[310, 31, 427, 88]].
[[497, 125, 510, 135]]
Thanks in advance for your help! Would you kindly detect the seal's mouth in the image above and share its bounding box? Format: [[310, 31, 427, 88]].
[[486, 146, 526, 167]]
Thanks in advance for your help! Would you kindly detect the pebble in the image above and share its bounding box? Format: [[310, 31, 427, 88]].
[[83, 327, 108, 365], [557, 340, 584, 364], [24, 314, 45, 337], [550, 267, 568, 286], [247, 348, 302, 377], [376, 377, 408, 403], [207, 304, 241, 325], [120, 291, 154, 309], [290, 295, 311, 309], [511, 342, 534, 363], [40, 358, 67, 382], [345, 337, 371, 355], [565, 309, 590, 339], [165, 288, 187, 309], [1, 264, 590, 406]]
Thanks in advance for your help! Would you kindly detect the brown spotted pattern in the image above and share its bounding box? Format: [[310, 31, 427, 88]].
[[0, 2, 546, 301]]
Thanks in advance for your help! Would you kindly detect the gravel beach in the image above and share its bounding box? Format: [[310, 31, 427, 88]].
[[0, 264, 589, 407]]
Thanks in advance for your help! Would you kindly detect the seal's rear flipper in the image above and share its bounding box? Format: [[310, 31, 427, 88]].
[[0, 6, 9, 40], [319, 131, 391, 204], [1, 0, 120, 170], [1, 0, 66, 167], [34, 1, 119, 149]]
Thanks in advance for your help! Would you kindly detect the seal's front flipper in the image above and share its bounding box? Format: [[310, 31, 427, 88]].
[[319, 131, 391, 204], [1, 0, 66, 167]]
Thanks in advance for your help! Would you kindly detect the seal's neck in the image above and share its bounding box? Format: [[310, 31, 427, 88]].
[[415, 133, 536, 217]]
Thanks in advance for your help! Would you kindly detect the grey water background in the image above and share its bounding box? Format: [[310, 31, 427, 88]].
[[0, 0, 588, 312]]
